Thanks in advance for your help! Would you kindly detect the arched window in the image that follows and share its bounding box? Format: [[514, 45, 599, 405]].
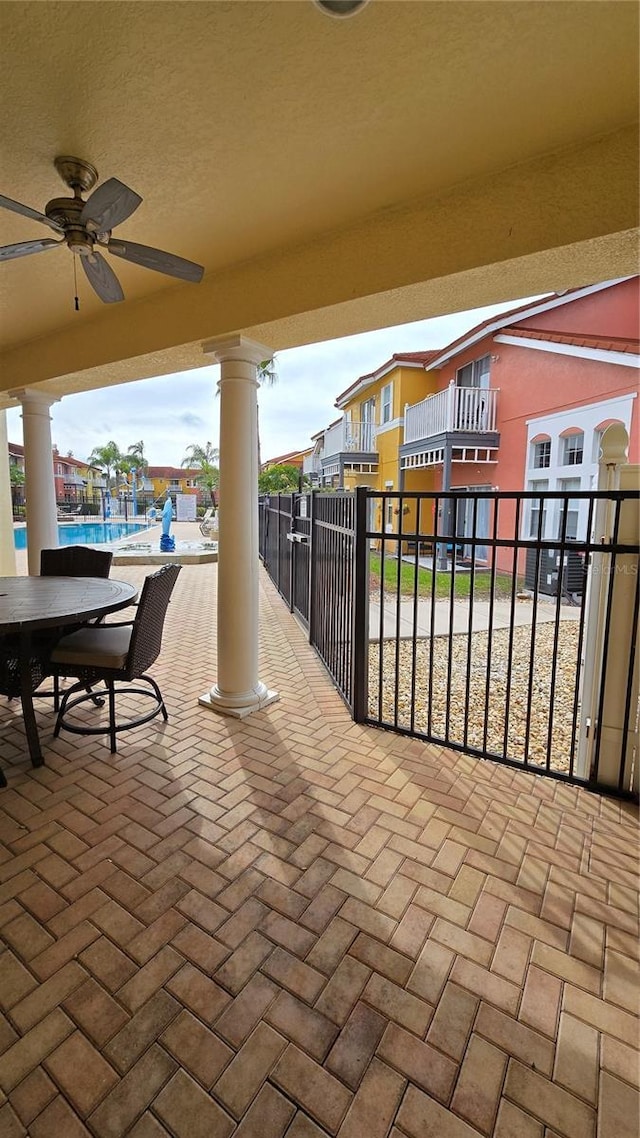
[[530, 433, 551, 469], [559, 427, 584, 466]]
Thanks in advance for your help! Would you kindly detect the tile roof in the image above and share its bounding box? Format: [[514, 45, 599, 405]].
[[147, 466, 201, 479], [503, 327, 640, 354], [425, 277, 636, 370], [335, 350, 442, 407]]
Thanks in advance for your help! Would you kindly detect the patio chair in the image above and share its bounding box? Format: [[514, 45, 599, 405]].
[[199, 507, 213, 535], [52, 563, 181, 753], [40, 545, 114, 709], [41, 545, 113, 579]]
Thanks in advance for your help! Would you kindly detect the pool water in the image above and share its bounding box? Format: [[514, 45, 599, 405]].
[[14, 521, 149, 550]]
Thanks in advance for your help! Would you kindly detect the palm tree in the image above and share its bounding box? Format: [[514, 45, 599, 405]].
[[87, 441, 122, 491], [256, 357, 277, 471], [127, 439, 148, 473], [182, 442, 220, 506]]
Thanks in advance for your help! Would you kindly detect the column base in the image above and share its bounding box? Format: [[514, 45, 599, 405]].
[[199, 681, 280, 719]]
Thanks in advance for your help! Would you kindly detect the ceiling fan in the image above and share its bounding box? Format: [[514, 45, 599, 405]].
[[0, 156, 204, 303]]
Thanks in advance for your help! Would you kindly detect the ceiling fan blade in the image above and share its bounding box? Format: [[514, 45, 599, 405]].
[[80, 178, 142, 233], [0, 193, 64, 234], [107, 239, 204, 283], [0, 237, 62, 262], [80, 251, 124, 303]]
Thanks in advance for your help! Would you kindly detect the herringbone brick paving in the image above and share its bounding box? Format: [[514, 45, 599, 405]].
[[0, 562, 638, 1137]]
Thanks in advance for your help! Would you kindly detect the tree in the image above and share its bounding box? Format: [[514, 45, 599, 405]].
[[182, 442, 220, 506], [256, 357, 278, 471], [258, 464, 306, 493], [87, 441, 122, 491], [127, 440, 148, 473], [117, 455, 138, 483], [9, 463, 24, 487]]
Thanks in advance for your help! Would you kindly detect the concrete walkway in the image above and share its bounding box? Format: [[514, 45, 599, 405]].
[[369, 595, 581, 639]]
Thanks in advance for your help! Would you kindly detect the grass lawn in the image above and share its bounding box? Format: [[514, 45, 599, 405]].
[[369, 552, 519, 600]]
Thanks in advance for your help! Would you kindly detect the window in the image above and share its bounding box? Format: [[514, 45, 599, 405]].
[[56, 464, 63, 476], [360, 398, 375, 450], [456, 356, 491, 389], [532, 440, 551, 469], [562, 432, 584, 466], [558, 478, 581, 540], [381, 383, 393, 424], [528, 479, 548, 537]]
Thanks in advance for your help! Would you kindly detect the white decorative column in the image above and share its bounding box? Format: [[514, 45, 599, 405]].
[[199, 335, 279, 718], [577, 424, 639, 792], [14, 390, 59, 576], [0, 409, 17, 576]]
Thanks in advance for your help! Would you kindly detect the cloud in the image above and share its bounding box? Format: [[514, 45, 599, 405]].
[[178, 411, 204, 429]]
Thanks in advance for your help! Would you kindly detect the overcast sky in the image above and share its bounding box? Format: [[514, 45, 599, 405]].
[[6, 295, 537, 468]]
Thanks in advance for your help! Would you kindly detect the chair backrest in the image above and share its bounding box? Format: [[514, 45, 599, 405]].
[[41, 545, 113, 578], [126, 563, 181, 678]]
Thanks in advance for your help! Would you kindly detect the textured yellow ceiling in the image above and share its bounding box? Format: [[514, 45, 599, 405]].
[[0, 1, 638, 394]]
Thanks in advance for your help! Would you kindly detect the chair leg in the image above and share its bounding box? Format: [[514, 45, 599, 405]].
[[144, 675, 168, 721], [54, 683, 74, 738], [108, 680, 117, 753]]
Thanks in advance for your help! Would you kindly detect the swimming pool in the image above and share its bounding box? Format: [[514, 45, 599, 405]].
[[13, 521, 149, 550]]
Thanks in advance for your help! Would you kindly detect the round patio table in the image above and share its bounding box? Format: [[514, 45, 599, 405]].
[[0, 576, 137, 782]]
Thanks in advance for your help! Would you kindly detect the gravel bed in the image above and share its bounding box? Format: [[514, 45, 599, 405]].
[[368, 620, 581, 772]]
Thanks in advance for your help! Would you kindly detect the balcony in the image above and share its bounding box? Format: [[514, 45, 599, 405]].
[[404, 383, 499, 444], [303, 450, 322, 480], [311, 417, 379, 485], [323, 417, 376, 457], [401, 383, 500, 469]]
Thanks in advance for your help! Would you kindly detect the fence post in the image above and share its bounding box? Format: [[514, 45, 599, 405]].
[[577, 424, 639, 792], [352, 486, 369, 722], [289, 493, 296, 613], [308, 490, 316, 645]]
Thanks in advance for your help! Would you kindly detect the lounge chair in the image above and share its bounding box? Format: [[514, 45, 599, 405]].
[[199, 507, 213, 535]]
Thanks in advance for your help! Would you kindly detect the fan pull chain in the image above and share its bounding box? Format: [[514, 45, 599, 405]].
[[73, 257, 80, 311]]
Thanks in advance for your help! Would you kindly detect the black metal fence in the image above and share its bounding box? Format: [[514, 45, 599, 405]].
[[260, 488, 639, 798], [259, 492, 360, 705]]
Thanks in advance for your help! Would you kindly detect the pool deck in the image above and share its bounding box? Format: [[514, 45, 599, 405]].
[[111, 523, 218, 565]]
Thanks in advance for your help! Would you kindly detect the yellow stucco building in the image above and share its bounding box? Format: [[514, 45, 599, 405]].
[[325, 352, 439, 536]]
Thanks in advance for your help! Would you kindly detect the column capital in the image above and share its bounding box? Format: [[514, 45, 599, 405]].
[[10, 388, 60, 410], [202, 334, 273, 368]]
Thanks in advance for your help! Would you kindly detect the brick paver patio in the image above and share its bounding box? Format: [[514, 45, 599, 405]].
[[1, 562, 638, 1137]]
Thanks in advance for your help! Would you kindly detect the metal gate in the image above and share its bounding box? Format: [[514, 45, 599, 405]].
[[290, 494, 312, 627], [362, 486, 639, 799], [259, 491, 357, 706]]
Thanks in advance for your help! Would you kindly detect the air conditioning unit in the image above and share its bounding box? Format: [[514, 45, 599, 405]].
[[524, 543, 586, 599]]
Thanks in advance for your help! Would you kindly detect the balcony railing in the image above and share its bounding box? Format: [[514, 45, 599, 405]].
[[404, 384, 498, 445], [303, 451, 322, 477], [323, 418, 376, 457]]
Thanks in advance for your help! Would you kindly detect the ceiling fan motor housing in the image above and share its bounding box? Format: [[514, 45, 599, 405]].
[[44, 197, 95, 254]]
